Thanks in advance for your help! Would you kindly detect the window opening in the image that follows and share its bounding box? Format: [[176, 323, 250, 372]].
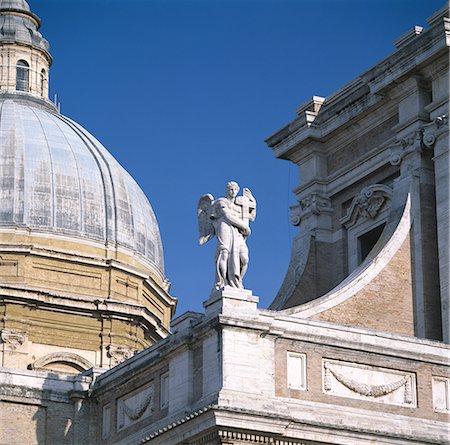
[[16, 60, 29, 92], [358, 223, 385, 264], [40, 69, 46, 96]]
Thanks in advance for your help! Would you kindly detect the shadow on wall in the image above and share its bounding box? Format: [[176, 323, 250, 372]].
[[0, 370, 95, 445]]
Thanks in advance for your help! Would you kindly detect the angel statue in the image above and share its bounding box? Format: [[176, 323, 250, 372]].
[[198, 181, 256, 290]]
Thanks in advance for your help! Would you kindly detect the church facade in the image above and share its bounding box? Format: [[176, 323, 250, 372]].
[[0, 1, 449, 444]]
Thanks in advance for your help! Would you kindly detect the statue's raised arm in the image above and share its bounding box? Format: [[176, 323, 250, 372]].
[[198, 181, 256, 290]]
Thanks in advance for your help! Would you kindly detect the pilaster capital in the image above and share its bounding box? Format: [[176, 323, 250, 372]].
[[290, 192, 333, 227], [106, 344, 136, 365], [0, 328, 27, 350], [389, 114, 448, 166]]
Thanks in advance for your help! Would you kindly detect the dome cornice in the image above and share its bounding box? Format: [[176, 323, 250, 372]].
[[0, 91, 56, 110], [0, 8, 40, 27], [0, 36, 52, 63]]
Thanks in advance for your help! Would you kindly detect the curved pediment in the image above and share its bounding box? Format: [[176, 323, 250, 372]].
[[29, 352, 93, 374], [340, 184, 393, 229]]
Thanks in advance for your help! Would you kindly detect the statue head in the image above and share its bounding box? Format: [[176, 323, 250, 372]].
[[226, 181, 239, 199]]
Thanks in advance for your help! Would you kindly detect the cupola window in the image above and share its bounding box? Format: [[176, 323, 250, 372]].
[[16, 60, 30, 92], [40, 69, 46, 96]]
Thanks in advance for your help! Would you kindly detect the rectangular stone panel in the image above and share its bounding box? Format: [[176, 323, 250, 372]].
[[160, 372, 169, 409], [287, 351, 307, 391], [32, 262, 102, 289], [323, 359, 416, 407], [102, 404, 111, 440], [0, 258, 18, 276], [432, 376, 450, 413]]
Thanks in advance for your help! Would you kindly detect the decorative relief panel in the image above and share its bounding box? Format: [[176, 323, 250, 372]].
[[432, 376, 450, 413], [117, 384, 154, 431], [323, 360, 416, 407]]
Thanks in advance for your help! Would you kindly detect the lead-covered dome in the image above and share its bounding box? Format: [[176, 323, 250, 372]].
[[0, 96, 164, 271]]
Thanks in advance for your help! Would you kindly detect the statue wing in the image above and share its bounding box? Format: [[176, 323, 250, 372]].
[[197, 194, 215, 245]]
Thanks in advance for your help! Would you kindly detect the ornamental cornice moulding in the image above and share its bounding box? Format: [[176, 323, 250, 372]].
[[340, 184, 393, 228]]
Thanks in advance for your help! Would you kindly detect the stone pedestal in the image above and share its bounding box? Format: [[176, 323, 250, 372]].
[[203, 287, 259, 318]]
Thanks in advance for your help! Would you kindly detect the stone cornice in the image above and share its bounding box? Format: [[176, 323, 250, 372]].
[[266, 10, 448, 160], [139, 404, 215, 444], [0, 284, 170, 339], [92, 315, 222, 395], [218, 311, 449, 367], [213, 394, 449, 445], [137, 399, 450, 444], [0, 241, 175, 305]]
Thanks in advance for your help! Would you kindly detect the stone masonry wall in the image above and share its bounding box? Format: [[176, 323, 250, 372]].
[[312, 233, 414, 336]]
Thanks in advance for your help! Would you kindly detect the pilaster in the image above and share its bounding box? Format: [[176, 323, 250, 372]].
[[388, 75, 446, 339]]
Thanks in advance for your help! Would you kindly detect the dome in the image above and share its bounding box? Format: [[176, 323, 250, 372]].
[[0, 96, 164, 271], [0, 0, 50, 56], [0, 0, 30, 11]]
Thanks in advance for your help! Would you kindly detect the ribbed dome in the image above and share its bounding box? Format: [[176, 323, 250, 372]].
[[0, 96, 164, 271]]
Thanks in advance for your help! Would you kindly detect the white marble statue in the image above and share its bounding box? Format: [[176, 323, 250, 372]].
[[198, 181, 256, 290]]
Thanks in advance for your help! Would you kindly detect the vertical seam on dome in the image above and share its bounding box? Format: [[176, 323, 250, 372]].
[[27, 103, 55, 227], [47, 113, 83, 234], [118, 169, 135, 251], [56, 114, 116, 248], [10, 101, 25, 225], [124, 178, 150, 260]]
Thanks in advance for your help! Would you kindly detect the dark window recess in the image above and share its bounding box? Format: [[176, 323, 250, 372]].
[[40, 69, 46, 96], [358, 223, 385, 264], [16, 60, 30, 92]]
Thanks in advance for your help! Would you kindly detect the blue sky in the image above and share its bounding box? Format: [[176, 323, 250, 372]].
[[34, 0, 444, 316]]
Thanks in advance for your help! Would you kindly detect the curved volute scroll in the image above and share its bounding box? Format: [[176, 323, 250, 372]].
[[0, 0, 52, 98], [281, 190, 414, 336]]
